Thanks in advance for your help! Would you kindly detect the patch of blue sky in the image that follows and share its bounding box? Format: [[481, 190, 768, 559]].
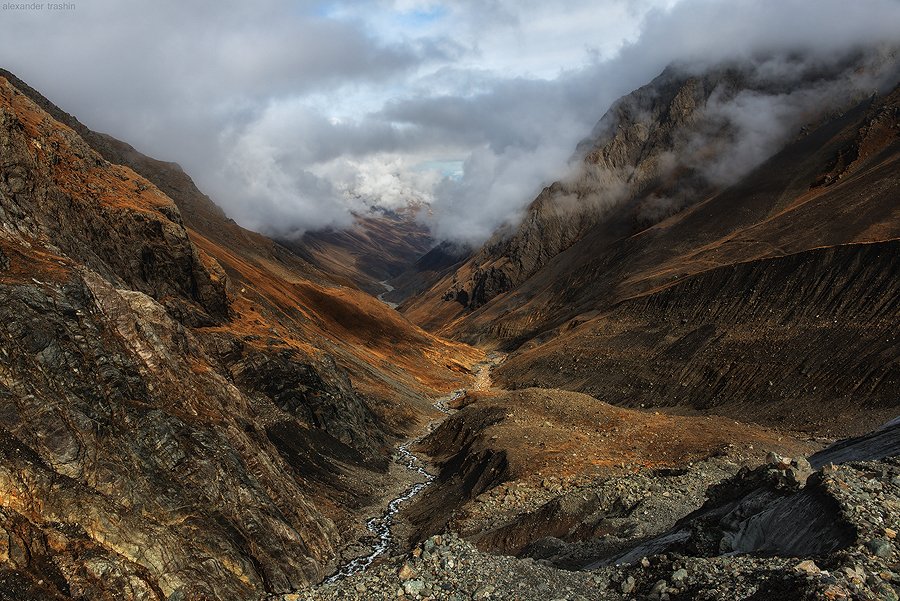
[[312, 1, 447, 29], [311, 0, 345, 19], [414, 159, 464, 180], [396, 4, 448, 28]]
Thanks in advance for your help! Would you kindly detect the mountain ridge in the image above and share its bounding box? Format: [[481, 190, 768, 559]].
[[400, 52, 899, 435]]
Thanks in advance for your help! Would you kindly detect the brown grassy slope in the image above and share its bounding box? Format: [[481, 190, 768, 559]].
[[404, 387, 819, 551], [424, 388, 817, 483], [402, 81, 899, 436], [483, 89, 900, 435], [497, 241, 899, 437]]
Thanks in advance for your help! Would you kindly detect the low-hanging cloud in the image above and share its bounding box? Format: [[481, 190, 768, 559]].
[[0, 0, 897, 244], [561, 48, 899, 230]]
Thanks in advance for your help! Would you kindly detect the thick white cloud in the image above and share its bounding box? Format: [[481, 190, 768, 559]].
[[0, 0, 897, 242]]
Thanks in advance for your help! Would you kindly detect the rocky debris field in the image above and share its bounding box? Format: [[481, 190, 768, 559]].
[[275, 533, 600, 601], [457, 447, 778, 568], [402, 387, 818, 561], [271, 449, 899, 601]]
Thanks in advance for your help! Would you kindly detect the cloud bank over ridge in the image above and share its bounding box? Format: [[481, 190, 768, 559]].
[[0, 0, 897, 243]]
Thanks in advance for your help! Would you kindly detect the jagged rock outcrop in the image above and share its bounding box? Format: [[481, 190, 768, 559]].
[[447, 66, 726, 310], [0, 256, 338, 599], [0, 81, 228, 325]]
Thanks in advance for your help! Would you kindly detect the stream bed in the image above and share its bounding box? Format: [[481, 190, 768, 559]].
[[323, 361, 495, 583], [325, 441, 435, 582]]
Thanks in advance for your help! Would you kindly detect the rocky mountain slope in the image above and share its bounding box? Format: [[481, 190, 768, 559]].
[[293, 391, 899, 601], [403, 50, 898, 327], [382, 241, 471, 306], [0, 70, 481, 600], [402, 50, 900, 435]]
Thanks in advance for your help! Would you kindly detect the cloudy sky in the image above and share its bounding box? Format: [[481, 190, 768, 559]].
[[1, 0, 898, 243]]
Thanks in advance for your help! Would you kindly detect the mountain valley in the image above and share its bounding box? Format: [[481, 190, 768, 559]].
[[0, 40, 898, 601]]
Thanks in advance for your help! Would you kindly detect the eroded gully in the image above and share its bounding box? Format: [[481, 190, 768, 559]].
[[325, 353, 503, 583]]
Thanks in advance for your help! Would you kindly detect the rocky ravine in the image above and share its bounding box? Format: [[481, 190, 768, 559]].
[[278, 356, 899, 600], [278, 418, 900, 601], [1, 54, 898, 601], [324, 356, 504, 581]]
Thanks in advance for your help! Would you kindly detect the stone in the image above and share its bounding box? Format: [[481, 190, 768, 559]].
[[777, 457, 793, 470], [793, 457, 812, 471], [671, 568, 688, 583], [868, 538, 893, 558], [885, 528, 896, 540], [822, 584, 851, 599], [651, 579, 668, 594], [873, 582, 899, 601], [621, 576, 636, 594], [403, 579, 426, 596], [399, 562, 417, 580], [0, 527, 7, 563], [795, 560, 821, 574]]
